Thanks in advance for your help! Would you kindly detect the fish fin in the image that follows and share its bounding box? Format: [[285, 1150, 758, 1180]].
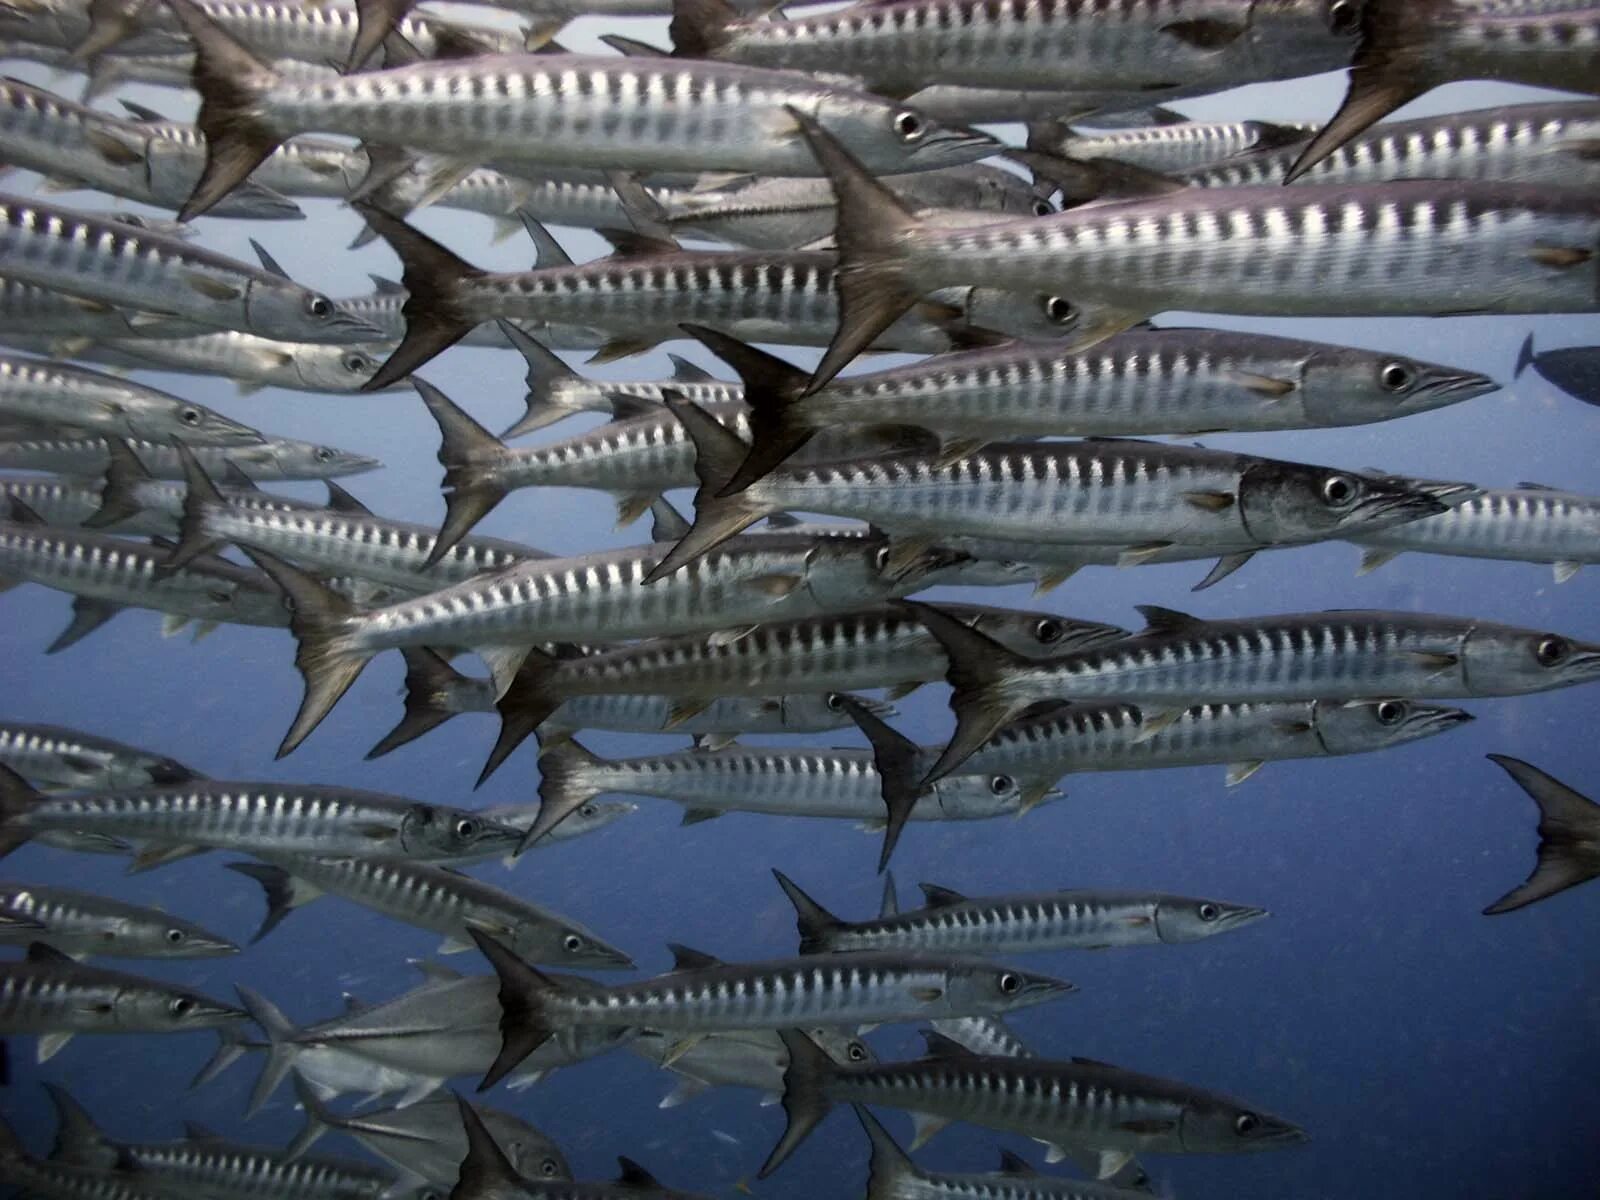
[[323, 481, 372, 516], [411, 377, 510, 563], [656, 1035, 707, 1067], [183, 1121, 223, 1141], [1228, 371, 1297, 398], [790, 111, 922, 391], [745, 576, 802, 599], [188, 1023, 247, 1091], [366, 648, 466, 759], [883, 681, 923, 702], [664, 696, 715, 727], [1404, 650, 1459, 675], [47, 597, 123, 655], [1182, 490, 1235, 513], [498, 323, 581, 439], [163, 0, 286, 220], [692, 733, 735, 751], [1192, 550, 1253, 591], [917, 883, 966, 908], [1225, 760, 1265, 787], [437, 935, 473, 954], [37, 1030, 73, 1062], [235, 549, 369, 758], [84, 127, 144, 167], [0, 768, 40, 859], [182, 272, 242, 302], [167, 440, 229, 570], [517, 213, 574, 270], [641, 394, 771, 583], [1118, 1118, 1177, 1134], [524, 739, 603, 852], [412, 959, 464, 983], [224, 861, 320, 942], [1483, 755, 1600, 914], [668, 0, 739, 56], [893, 600, 1033, 784], [878, 872, 899, 918], [659, 1077, 710, 1108], [599, 32, 666, 56], [839, 694, 921, 873], [1160, 17, 1246, 46], [43, 1083, 111, 1166], [478, 646, 565, 788], [234, 984, 298, 1117], [1135, 604, 1205, 634], [83, 439, 154, 530], [1515, 333, 1537, 378], [1117, 541, 1175, 568], [352, 204, 483, 389], [1530, 246, 1591, 269], [853, 1105, 917, 1189], [772, 870, 842, 953], [1553, 560, 1581, 584], [451, 1092, 526, 1189], [594, 226, 680, 261], [668, 353, 714, 385], [679, 324, 813, 494], [285, 1070, 344, 1159], [666, 944, 723, 972], [680, 808, 722, 826], [998, 1149, 1036, 1176], [761, 1031, 836, 1178], [1032, 564, 1082, 595], [907, 1111, 952, 1150], [909, 986, 943, 1002], [587, 337, 660, 365], [647, 498, 692, 544], [465, 930, 556, 1089], [1132, 708, 1182, 743]]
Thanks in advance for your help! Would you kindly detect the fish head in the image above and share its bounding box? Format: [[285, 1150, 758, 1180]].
[[400, 805, 526, 859], [1153, 896, 1268, 944], [943, 959, 1076, 1014], [487, 797, 637, 843], [142, 755, 202, 785], [284, 343, 405, 394], [950, 165, 1054, 219], [1461, 624, 1600, 695], [1178, 1092, 1308, 1154], [808, 1026, 875, 1067], [969, 605, 1128, 658], [934, 769, 1062, 819], [127, 914, 240, 959], [1238, 462, 1446, 544], [244, 279, 385, 345], [122, 397, 262, 448], [1300, 348, 1497, 426], [265, 440, 383, 480], [126, 985, 246, 1031], [808, 95, 997, 173], [774, 692, 896, 731], [958, 288, 1083, 342], [1245, 0, 1367, 60], [1311, 698, 1474, 754], [523, 920, 635, 972], [474, 1108, 572, 1182]]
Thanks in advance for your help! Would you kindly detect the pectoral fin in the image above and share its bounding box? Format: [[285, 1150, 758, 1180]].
[[1225, 760, 1265, 787]]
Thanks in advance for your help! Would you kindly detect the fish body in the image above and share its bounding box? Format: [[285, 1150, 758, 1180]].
[[0, 721, 199, 790], [0, 433, 378, 481], [631, 1026, 872, 1107], [1030, 115, 1314, 174], [0, 1141, 185, 1200], [0, 193, 377, 343], [0, 884, 236, 959]]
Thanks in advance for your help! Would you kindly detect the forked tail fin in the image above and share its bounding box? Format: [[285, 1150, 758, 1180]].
[[771, 870, 843, 953], [839, 694, 925, 873], [477, 646, 568, 787], [0, 766, 40, 859], [524, 739, 604, 852], [234, 984, 299, 1117], [412, 377, 511, 566], [679, 323, 816, 495], [499, 322, 587, 439], [855, 1105, 920, 1200], [367, 647, 472, 759], [467, 929, 558, 1089], [1483, 754, 1600, 914], [760, 1030, 838, 1178]]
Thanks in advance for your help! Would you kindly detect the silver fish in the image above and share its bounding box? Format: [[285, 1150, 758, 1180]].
[[0, 883, 236, 959], [226, 853, 634, 968], [1482, 754, 1600, 914], [631, 1026, 872, 1110], [0, 431, 378, 481], [0, 1123, 177, 1200], [1028, 114, 1313, 175], [471, 933, 1074, 1088], [1517, 331, 1600, 407], [763, 1029, 1305, 1178], [907, 600, 1600, 780], [0, 193, 379, 343], [0, 721, 199, 789], [773, 871, 1267, 956]]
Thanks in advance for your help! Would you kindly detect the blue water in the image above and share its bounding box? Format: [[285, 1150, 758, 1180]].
[[1, 38, 1597, 1200]]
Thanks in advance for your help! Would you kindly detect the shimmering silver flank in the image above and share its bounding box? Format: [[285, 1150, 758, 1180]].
[[0, 883, 237, 959], [0, 432, 377, 481], [631, 1027, 873, 1110], [1028, 113, 1314, 174], [0, 721, 199, 790]]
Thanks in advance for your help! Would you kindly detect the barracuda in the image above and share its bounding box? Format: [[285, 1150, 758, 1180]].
[[686, 325, 1493, 491], [0, 193, 378, 343], [0, 883, 236, 959], [798, 117, 1600, 388], [471, 932, 1073, 1089], [1287, 0, 1600, 180], [1027, 113, 1313, 174], [650, 396, 1445, 579], [227, 853, 633, 968], [0, 1134, 180, 1200], [0, 78, 302, 219], [167, 0, 995, 220], [772, 871, 1267, 956], [0, 721, 199, 790], [666, 0, 1361, 98], [0, 354, 260, 446], [762, 1030, 1305, 1178], [1189, 100, 1600, 191], [907, 600, 1600, 780], [1350, 484, 1600, 582], [905, 84, 1187, 125], [631, 1027, 872, 1109], [0, 767, 524, 865], [964, 698, 1475, 787], [0, 431, 377, 481], [242, 516, 971, 757], [0, 276, 210, 342]]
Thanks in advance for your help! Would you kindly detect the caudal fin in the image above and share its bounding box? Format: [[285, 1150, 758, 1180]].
[[225, 861, 320, 943], [1483, 754, 1600, 914], [668, 0, 739, 57], [524, 739, 603, 853], [467, 930, 557, 1090], [236, 549, 369, 758], [412, 377, 511, 565], [679, 324, 816, 495], [168, 440, 228, 571], [477, 646, 568, 787], [367, 647, 471, 759], [839, 694, 924, 873], [771, 870, 843, 953], [760, 1030, 837, 1178], [347, 0, 415, 70], [499, 322, 587, 439], [234, 985, 299, 1117], [42, 1084, 114, 1168], [450, 1091, 525, 1199], [0, 766, 40, 859], [854, 1105, 920, 1200], [84, 439, 153, 530], [285, 1070, 346, 1160], [163, 0, 286, 221], [641, 394, 772, 583], [353, 204, 484, 390]]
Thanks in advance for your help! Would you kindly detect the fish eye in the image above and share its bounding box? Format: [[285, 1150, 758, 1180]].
[[997, 972, 1022, 995], [873, 544, 891, 570], [1380, 361, 1414, 392], [989, 774, 1014, 796], [1198, 903, 1219, 922], [580, 803, 597, 817], [1321, 474, 1356, 506], [179, 407, 201, 425], [893, 110, 925, 142], [1043, 296, 1076, 325], [206, 588, 231, 603], [1535, 636, 1570, 667], [170, 996, 194, 1016], [1034, 617, 1063, 644], [540, 1160, 558, 1177], [562, 933, 583, 952], [826, 692, 845, 711], [847, 1041, 868, 1061], [1033, 199, 1053, 217], [341, 353, 371, 374], [306, 295, 333, 318], [1234, 1112, 1261, 1135], [1376, 700, 1407, 725], [165, 928, 185, 943], [1326, 0, 1360, 34], [454, 817, 478, 839]]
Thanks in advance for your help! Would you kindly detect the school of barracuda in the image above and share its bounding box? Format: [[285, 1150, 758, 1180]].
[[0, 0, 1594, 1194]]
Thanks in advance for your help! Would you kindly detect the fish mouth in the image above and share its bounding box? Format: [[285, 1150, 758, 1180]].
[[1409, 706, 1475, 737], [1066, 624, 1131, 651], [331, 454, 384, 476], [194, 999, 250, 1023], [1217, 905, 1270, 931], [848, 696, 898, 719], [186, 935, 243, 957], [207, 419, 269, 446], [1019, 976, 1078, 1002], [925, 125, 1001, 160], [1252, 1118, 1310, 1147], [1353, 491, 1449, 528], [1561, 646, 1600, 683], [1415, 368, 1497, 405], [329, 311, 387, 340]]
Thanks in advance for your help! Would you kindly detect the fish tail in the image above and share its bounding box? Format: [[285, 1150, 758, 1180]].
[[42, 1084, 112, 1167], [236, 549, 370, 758], [791, 112, 922, 392], [771, 870, 843, 953], [1483, 755, 1600, 914], [225, 862, 318, 943], [680, 324, 815, 495], [668, 0, 739, 56], [352, 205, 485, 390], [760, 1031, 837, 1178], [234, 985, 299, 1117], [478, 647, 568, 788], [499, 322, 586, 439], [466, 929, 557, 1090], [411, 377, 510, 564], [452, 1092, 526, 1188], [188, 1022, 253, 1091], [854, 1105, 919, 1200], [894, 600, 1032, 784], [367, 647, 467, 759], [345, 0, 410, 70], [69, 0, 142, 62], [83, 439, 153, 530], [285, 1070, 345, 1160], [168, 440, 228, 571], [641, 394, 772, 583], [163, 0, 287, 221], [1515, 333, 1537, 379], [0, 765, 40, 859], [526, 738, 603, 853], [837, 694, 922, 874]]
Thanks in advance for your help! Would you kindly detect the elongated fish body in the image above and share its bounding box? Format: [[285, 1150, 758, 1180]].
[[0, 355, 260, 446], [125, 118, 366, 205], [0, 883, 235, 958], [0, 433, 378, 481], [0, 943, 242, 1036], [0, 79, 302, 219], [0, 277, 213, 341], [1030, 116, 1315, 174], [1350, 486, 1600, 580], [964, 698, 1474, 783], [233, 853, 632, 968], [0, 194, 377, 343], [0, 772, 524, 863], [927, 1015, 1034, 1060], [0, 722, 199, 790], [905, 85, 1184, 125], [1189, 101, 1600, 190], [0, 1152, 179, 1200], [669, 0, 1358, 96], [631, 1027, 872, 1107]]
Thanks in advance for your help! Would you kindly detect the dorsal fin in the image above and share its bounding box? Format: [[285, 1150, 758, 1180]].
[[669, 353, 714, 384], [615, 1158, 661, 1189], [1135, 605, 1206, 635], [920, 1030, 978, 1060], [323, 481, 372, 516], [26, 942, 76, 965], [519, 213, 573, 269], [1070, 1055, 1118, 1068], [183, 1121, 223, 1142], [997, 1150, 1036, 1177], [7, 498, 46, 526], [666, 944, 722, 972], [249, 239, 290, 280], [368, 273, 406, 295], [221, 460, 259, 491], [917, 883, 967, 908], [597, 227, 681, 259]]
